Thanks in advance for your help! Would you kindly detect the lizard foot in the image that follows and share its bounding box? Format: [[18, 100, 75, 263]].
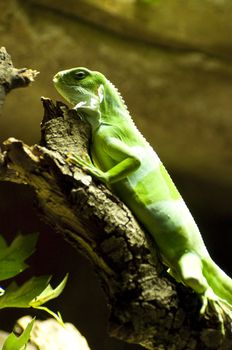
[[200, 289, 232, 335], [67, 152, 92, 168], [66, 153, 108, 184]]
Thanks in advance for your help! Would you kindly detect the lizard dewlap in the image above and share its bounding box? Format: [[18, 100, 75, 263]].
[[53, 67, 232, 323]]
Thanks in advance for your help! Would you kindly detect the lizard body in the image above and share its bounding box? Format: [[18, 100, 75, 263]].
[[53, 67, 232, 318]]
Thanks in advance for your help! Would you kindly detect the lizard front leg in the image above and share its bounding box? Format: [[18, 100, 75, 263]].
[[67, 137, 141, 185]]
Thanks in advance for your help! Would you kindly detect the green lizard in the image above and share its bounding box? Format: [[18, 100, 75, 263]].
[[53, 67, 232, 323]]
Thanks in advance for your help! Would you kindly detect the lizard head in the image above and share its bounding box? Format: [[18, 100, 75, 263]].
[[53, 67, 129, 128], [53, 67, 105, 107]]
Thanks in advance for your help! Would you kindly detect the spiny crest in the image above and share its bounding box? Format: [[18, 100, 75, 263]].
[[106, 78, 129, 112], [105, 77, 152, 148]]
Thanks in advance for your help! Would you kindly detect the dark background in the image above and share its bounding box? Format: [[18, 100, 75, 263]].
[[0, 1, 231, 349]]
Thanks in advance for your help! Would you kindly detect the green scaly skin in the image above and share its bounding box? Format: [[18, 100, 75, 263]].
[[53, 67, 232, 329]]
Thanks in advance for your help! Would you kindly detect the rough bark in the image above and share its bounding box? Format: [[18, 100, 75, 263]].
[[0, 48, 232, 350], [0, 47, 38, 114]]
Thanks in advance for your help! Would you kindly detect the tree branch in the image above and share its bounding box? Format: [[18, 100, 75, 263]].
[[0, 47, 38, 114], [0, 48, 231, 349]]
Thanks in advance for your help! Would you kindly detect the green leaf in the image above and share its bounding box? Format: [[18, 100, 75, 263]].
[[0, 275, 68, 325], [0, 233, 39, 281], [30, 274, 68, 307], [2, 317, 35, 350], [30, 274, 68, 326], [0, 233, 68, 324], [0, 276, 51, 309]]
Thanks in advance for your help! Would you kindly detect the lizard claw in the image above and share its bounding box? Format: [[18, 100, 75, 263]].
[[200, 290, 232, 335], [66, 152, 108, 184], [66, 153, 90, 167]]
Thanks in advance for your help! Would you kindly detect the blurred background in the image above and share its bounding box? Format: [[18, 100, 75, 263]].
[[0, 0, 231, 349]]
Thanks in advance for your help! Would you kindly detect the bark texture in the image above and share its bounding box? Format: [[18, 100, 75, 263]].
[[0, 47, 38, 114], [0, 48, 232, 350]]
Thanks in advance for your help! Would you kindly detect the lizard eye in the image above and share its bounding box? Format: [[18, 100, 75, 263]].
[[74, 71, 87, 80]]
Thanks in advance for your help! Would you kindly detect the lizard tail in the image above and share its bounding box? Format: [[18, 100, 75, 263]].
[[203, 257, 232, 306]]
